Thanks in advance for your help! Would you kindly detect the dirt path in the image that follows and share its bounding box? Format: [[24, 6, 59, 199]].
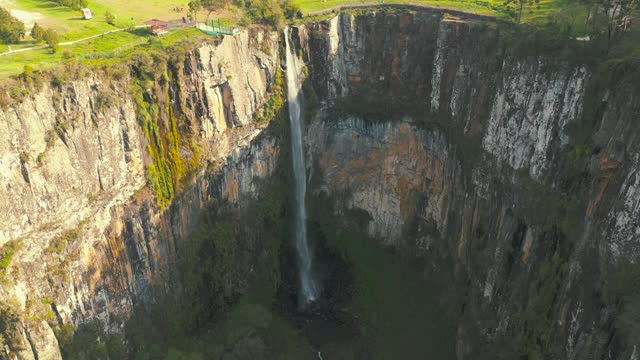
[[0, 26, 149, 57], [0, 44, 48, 56]]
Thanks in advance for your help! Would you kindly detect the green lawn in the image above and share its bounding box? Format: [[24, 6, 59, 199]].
[[9, 0, 115, 41], [0, 0, 211, 78], [3, 0, 190, 41], [295, 0, 589, 26], [0, 28, 207, 78], [296, 0, 501, 16], [0, 31, 135, 77]]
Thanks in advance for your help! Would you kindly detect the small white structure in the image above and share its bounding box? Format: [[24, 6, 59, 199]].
[[80, 8, 92, 20]]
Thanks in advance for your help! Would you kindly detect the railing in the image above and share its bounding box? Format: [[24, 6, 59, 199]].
[[196, 19, 240, 36]]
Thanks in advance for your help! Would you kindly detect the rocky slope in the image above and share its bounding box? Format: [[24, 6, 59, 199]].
[[296, 10, 640, 360], [0, 29, 280, 359]]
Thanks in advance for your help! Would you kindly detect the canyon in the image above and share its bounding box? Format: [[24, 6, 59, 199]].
[[1, 8, 639, 360]]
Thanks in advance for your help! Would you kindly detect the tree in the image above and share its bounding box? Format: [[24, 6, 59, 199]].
[[282, 0, 302, 19], [42, 29, 59, 53], [201, 0, 225, 21], [594, 0, 639, 47], [247, 0, 285, 29], [0, 7, 25, 44], [503, 0, 540, 23], [188, 0, 202, 21], [31, 22, 45, 41], [246, 0, 298, 29]]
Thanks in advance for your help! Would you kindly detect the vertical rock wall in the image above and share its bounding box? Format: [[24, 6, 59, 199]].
[[0, 28, 281, 359], [300, 11, 640, 359]]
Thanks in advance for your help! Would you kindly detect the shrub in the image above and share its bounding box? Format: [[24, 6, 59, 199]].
[[19, 152, 30, 164], [36, 152, 45, 166], [254, 70, 284, 124], [54, 118, 68, 139], [105, 11, 116, 25], [95, 91, 116, 110], [0, 302, 23, 353], [45, 129, 57, 149], [0, 248, 15, 269], [20, 65, 46, 89], [22, 64, 33, 76], [0, 240, 21, 272], [45, 229, 80, 254]]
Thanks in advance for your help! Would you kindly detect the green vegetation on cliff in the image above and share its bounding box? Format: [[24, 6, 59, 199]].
[[605, 263, 640, 356], [255, 70, 286, 125], [129, 39, 204, 208], [54, 166, 307, 359], [0, 302, 23, 356], [0, 240, 23, 286], [308, 192, 457, 359], [57, 94, 301, 358], [521, 241, 569, 359], [0, 241, 20, 272], [58, 321, 126, 360], [122, 173, 314, 359]]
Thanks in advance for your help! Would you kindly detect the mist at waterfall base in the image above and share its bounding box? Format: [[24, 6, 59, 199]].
[[284, 28, 320, 307]]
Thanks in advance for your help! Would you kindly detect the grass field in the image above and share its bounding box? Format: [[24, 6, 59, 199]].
[[1, 0, 190, 41], [0, 0, 569, 44], [0, 0, 193, 53], [0, 0, 198, 77], [296, 0, 499, 15], [296, 0, 579, 24], [0, 27, 208, 78], [0, 0, 599, 78], [0, 31, 136, 77]]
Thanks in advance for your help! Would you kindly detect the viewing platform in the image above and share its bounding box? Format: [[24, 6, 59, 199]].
[[196, 19, 240, 36]]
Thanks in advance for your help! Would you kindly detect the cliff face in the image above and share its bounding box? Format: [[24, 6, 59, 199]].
[[299, 11, 640, 359], [0, 29, 280, 359], [2, 9, 640, 360]]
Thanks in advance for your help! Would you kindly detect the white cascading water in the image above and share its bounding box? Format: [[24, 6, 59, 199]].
[[284, 27, 318, 305]]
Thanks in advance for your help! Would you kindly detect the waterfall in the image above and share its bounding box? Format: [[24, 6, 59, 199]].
[[284, 27, 318, 305]]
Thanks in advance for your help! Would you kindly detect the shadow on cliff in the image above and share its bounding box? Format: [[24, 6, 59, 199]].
[[274, 189, 459, 360]]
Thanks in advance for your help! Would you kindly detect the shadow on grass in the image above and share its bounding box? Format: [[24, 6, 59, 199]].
[[31, 0, 75, 13], [128, 27, 152, 37]]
